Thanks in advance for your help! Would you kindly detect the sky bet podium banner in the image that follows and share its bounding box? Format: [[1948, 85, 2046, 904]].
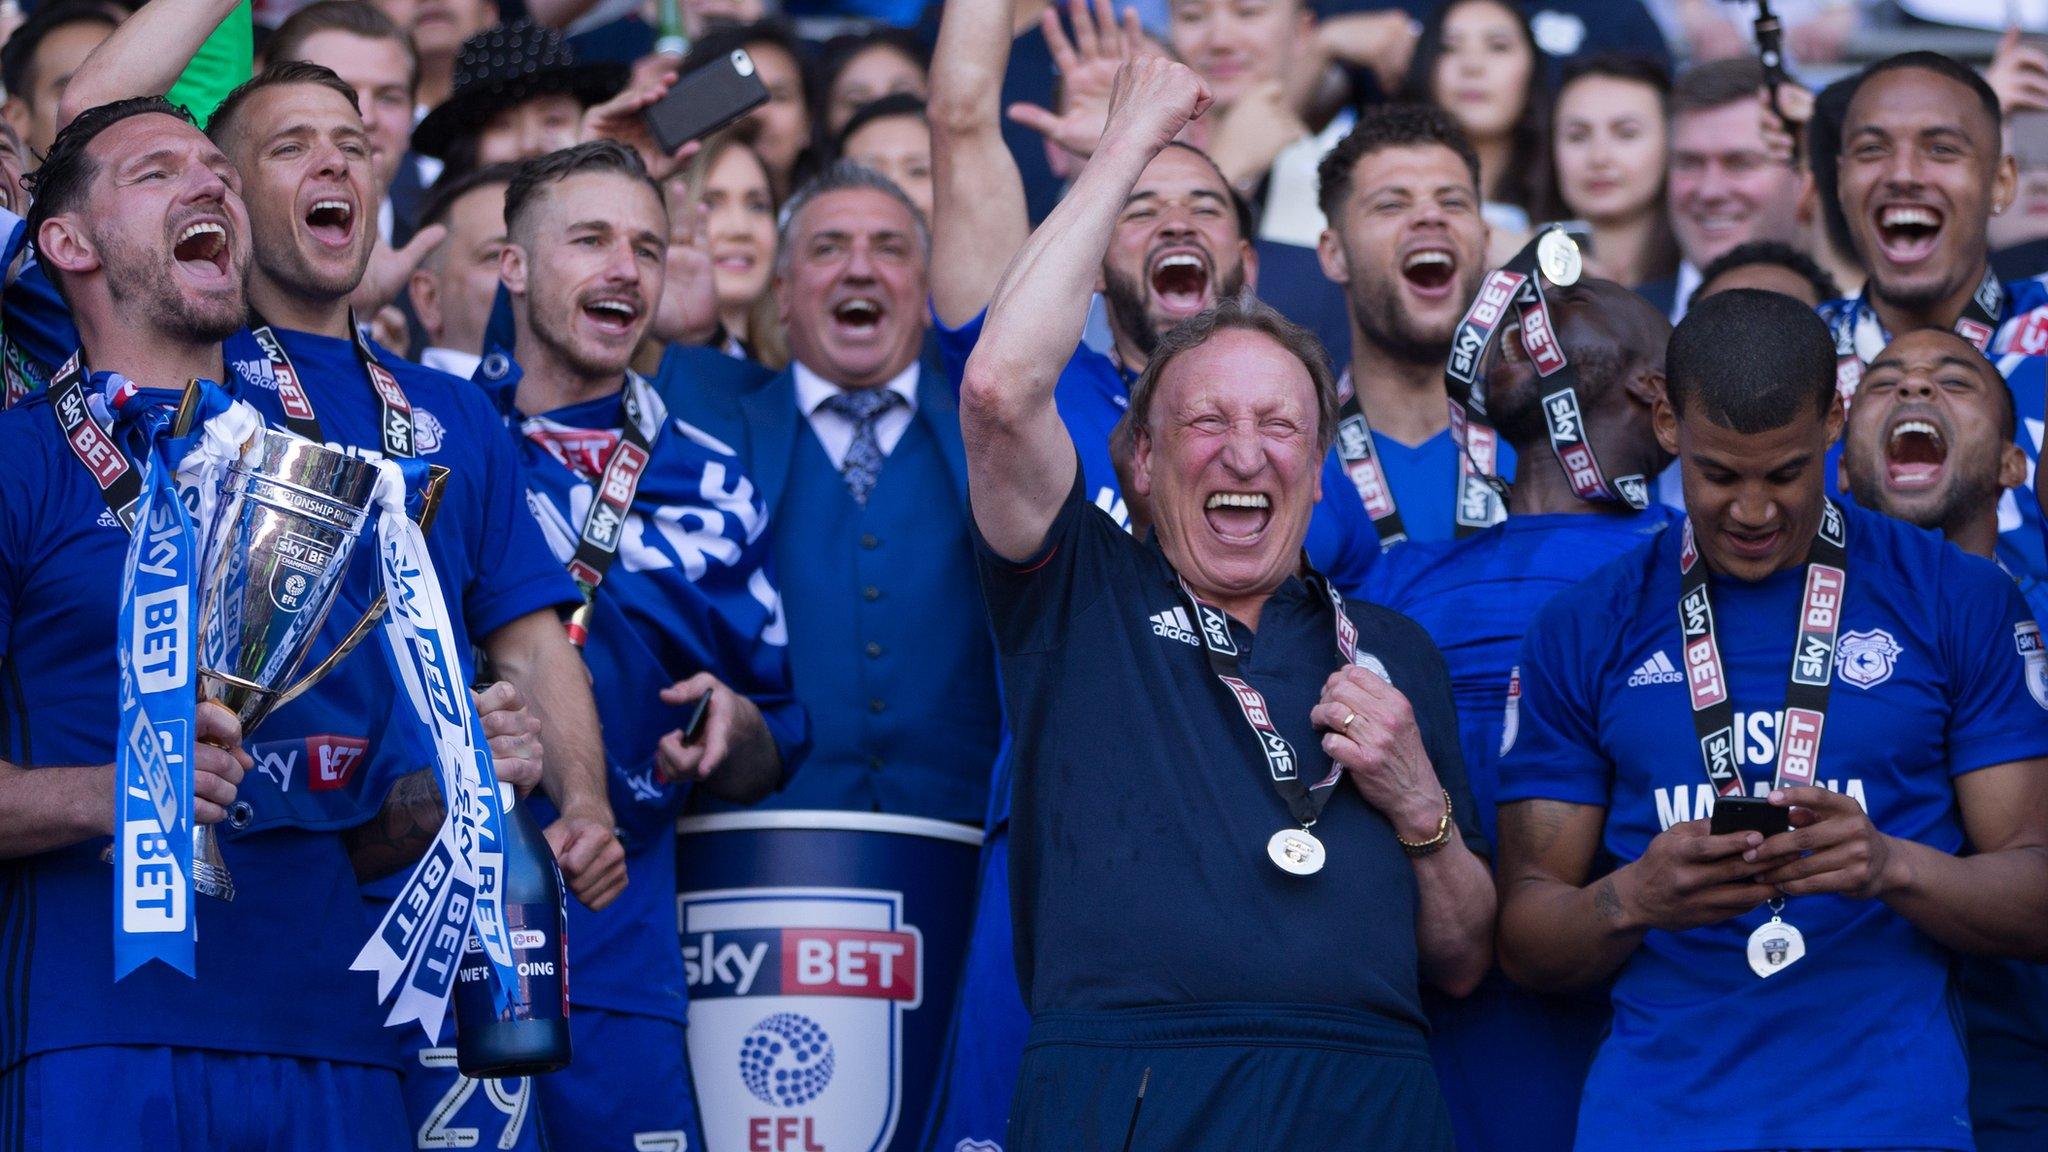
[[679, 812, 982, 1152]]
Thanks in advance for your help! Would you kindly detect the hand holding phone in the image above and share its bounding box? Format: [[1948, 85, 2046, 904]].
[[1710, 795, 1790, 839], [645, 48, 771, 155]]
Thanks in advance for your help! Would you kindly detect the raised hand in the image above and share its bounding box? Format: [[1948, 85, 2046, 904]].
[[1988, 26, 2048, 115], [1098, 54, 1213, 164], [1005, 0, 1155, 163]]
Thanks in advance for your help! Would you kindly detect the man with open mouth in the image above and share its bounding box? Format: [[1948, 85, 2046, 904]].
[[929, 0, 1380, 593], [961, 56, 1492, 1150], [1315, 102, 1520, 547], [1497, 290, 2048, 1152], [1841, 328, 2048, 1152], [1820, 51, 2048, 579], [490, 138, 807, 1152], [684, 158, 1004, 833]]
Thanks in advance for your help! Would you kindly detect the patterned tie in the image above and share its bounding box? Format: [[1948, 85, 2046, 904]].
[[821, 388, 904, 505]]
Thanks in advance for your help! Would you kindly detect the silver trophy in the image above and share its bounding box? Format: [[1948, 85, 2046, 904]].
[[189, 431, 384, 900]]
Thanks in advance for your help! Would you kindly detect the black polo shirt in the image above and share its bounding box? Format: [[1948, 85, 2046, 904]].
[[979, 470, 1482, 1026]]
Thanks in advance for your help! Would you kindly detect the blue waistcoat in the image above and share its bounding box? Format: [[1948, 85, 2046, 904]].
[[695, 368, 999, 824]]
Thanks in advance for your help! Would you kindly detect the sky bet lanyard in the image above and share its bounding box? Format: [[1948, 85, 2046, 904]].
[[49, 351, 144, 528], [1833, 266, 2004, 400], [1176, 566, 1357, 876], [519, 371, 662, 647], [251, 312, 417, 458], [1335, 228, 1644, 549], [1677, 500, 1848, 978]]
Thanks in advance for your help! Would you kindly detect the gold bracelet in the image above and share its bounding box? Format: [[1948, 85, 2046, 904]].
[[1398, 790, 1453, 858]]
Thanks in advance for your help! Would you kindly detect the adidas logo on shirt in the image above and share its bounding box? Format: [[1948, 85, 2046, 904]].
[[1628, 650, 1684, 687], [1150, 606, 1198, 646]]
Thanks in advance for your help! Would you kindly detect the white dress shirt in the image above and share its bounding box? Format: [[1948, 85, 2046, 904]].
[[420, 346, 482, 380], [792, 360, 922, 470]]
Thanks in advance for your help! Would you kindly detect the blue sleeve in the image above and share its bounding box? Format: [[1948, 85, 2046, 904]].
[[1942, 550, 2048, 775], [930, 304, 988, 394], [1496, 589, 1614, 808], [459, 394, 580, 638], [1307, 449, 1379, 596], [0, 207, 78, 376]]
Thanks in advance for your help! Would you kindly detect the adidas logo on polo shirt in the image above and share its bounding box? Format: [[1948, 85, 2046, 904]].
[[1628, 650, 1684, 687], [1150, 607, 1198, 646]]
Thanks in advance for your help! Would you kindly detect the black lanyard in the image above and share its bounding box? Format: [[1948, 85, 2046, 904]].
[[50, 351, 143, 529], [1334, 387, 1499, 548], [1177, 567, 1357, 829], [251, 313, 415, 458], [522, 373, 662, 646], [1679, 501, 1848, 796]]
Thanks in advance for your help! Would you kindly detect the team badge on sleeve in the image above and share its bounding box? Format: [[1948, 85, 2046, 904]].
[[2015, 621, 2048, 710], [1835, 629, 1901, 689], [1500, 667, 1521, 756]]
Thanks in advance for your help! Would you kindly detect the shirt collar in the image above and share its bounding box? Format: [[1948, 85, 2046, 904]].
[[420, 346, 482, 380], [793, 358, 921, 418]]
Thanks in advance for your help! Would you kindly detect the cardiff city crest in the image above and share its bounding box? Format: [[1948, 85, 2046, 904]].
[[684, 887, 924, 1152], [1835, 629, 1901, 689]]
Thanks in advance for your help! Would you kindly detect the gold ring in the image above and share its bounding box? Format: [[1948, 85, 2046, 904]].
[[1340, 710, 1357, 731]]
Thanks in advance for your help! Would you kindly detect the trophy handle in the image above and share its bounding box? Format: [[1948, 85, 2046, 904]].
[[267, 464, 452, 714]]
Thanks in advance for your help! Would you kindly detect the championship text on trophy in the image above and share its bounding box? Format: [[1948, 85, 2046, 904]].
[[187, 432, 385, 900]]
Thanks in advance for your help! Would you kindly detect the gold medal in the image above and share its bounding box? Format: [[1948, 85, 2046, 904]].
[[1537, 229, 1582, 287]]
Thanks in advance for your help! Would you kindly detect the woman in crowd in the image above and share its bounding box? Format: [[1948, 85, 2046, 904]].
[[1549, 53, 1678, 289], [815, 26, 929, 141], [1403, 0, 1554, 254], [835, 92, 932, 221], [676, 130, 787, 368]]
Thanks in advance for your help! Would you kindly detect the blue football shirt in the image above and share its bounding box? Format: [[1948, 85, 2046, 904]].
[[1365, 507, 1674, 1152], [1500, 500, 2048, 1152], [0, 388, 400, 1069], [506, 375, 809, 1023]]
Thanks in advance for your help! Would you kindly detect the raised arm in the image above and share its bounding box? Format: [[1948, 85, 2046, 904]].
[[927, 0, 1033, 329], [958, 57, 1209, 561], [58, 0, 241, 131]]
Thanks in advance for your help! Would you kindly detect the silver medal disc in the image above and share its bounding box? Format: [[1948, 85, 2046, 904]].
[[1537, 229, 1582, 287], [1746, 917, 1806, 978], [1267, 828, 1326, 876]]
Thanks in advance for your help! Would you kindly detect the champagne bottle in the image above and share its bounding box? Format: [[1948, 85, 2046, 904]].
[[454, 787, 572, 1078]]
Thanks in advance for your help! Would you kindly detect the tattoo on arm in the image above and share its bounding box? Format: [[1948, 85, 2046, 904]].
[[344, 769, 445, 882], [1594, 878, 1623, 924]]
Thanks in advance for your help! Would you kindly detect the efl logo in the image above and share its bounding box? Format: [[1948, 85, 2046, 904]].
[[684, 887, 925, 1152], [510, 928, 547, 950]]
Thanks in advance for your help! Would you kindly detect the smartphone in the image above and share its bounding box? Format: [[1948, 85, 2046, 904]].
[[680, 692, 712, 744], [645, 48, 770, 155], [1710, 795, 1789, 839]]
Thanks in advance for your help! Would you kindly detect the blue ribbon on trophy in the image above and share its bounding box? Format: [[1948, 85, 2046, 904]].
[[106, 376, 262, 980], [354, 457, 522, 1039]]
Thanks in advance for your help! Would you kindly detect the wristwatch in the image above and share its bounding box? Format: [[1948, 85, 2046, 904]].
[[1397, 790, 1454, 858]]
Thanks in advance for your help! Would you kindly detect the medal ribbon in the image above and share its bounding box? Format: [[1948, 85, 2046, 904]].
[[1176, 565, 1358, 830], [519, 372, 665, 647], [352, 456, 522, 1039], [1833, 266, 2004, 399], [251, 313, 417, 458], [1678, 500, 1848, 797]]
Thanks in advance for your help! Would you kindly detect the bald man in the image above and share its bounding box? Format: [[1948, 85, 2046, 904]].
[[1364, 278, 1677, 1152]]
